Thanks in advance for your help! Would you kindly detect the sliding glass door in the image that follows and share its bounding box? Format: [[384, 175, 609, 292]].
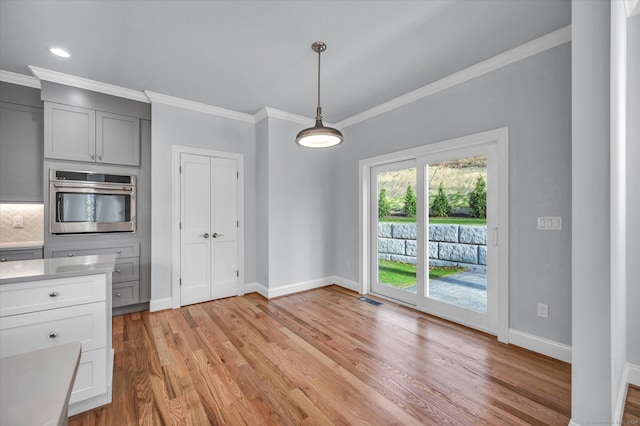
[[368, 134, 504, 335]]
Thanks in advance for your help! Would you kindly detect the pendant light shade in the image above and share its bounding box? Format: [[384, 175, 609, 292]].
[[296, 42, 343, 148]]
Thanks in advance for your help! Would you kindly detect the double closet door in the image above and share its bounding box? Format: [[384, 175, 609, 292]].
[[180, 153, 239, 306]]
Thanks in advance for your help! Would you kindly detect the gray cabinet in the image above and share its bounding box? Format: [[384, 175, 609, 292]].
[[0, 247, 43, 262], [46, 243, 140, 311], [44, 102, 140, 166], [0, 102, 43, 202]]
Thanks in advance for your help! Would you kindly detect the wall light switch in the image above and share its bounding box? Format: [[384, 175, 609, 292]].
[[537, 216, 562, 230], [12, 216, 24, 228]]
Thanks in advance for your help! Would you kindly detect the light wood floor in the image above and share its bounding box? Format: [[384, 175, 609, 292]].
[[624, 386, 640, 424], [70, 285, 576, 425]]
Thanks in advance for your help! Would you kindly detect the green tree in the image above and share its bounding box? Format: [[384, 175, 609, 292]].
[[403, 185, 416, 218], [469, 176, 487, 218], [431, 182, 451, 217], [378, 188, 390, 218]]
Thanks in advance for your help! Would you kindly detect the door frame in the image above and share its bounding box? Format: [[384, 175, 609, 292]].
[[358, 128, 509, 342], [171, 145, 245, 309]]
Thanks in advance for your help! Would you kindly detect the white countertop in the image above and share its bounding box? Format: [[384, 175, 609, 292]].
[[0, 342, 82, 426], [0, 241, 44, 250], [0, 254, 116, 284]]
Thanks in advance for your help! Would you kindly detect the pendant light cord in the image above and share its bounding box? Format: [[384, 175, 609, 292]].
[[316, 49, 322, 121]]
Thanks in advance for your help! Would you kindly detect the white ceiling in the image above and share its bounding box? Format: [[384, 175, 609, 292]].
[[0, 0, 571, 122]]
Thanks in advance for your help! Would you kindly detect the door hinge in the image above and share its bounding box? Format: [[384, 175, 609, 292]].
[[237, 171, 239, 179], [236, 270, 239, 277], [237, 220, 239, 228], [179, 278, 182, 286], [179, 222, 182, 230], [179, 166, 182, 174]]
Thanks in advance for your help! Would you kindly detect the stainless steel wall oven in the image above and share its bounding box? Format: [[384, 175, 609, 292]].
[[49, 169, 136, 234]]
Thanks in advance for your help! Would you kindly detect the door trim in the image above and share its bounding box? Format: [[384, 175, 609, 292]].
[[359, 128, 509, 342], [171, 145, 245, 309]]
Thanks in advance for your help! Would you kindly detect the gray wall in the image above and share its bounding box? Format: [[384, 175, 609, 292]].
[[150, 103, 256, 300], [627, 13, 640, 367], [571, 0, 611, 422], [265, 117, 336, 287], [255, 119, 269, 288], [334, 44, 572, 345]]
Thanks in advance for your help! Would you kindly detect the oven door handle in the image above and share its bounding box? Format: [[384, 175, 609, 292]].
[[53, 183, 133, 191]]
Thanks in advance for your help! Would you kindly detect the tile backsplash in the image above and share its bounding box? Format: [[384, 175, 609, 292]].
[[0, 203, 44, 246]]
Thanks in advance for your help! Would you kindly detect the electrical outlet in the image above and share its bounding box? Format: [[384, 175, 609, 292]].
[[537, 303, 549, 319], [12, 216, 24, 228]]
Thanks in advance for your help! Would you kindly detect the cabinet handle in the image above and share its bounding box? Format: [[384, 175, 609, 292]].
[[90, 153, 95, 159], [0, 258, 6, 262], [49, 332, 58, 339], [115, 293, 121, 298], [49, 291, 59, 297], [116, 250, 122, 254], [67, 253, 74, 257], [115, 269, 121, 273], [98, 153, 103, 160]]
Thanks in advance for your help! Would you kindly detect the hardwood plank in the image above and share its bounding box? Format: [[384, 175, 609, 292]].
[[70, 285, 571, 425], [624, 385, 640, 423]]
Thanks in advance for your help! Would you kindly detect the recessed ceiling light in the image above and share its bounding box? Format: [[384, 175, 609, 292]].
[[49, 47, 70, 58]]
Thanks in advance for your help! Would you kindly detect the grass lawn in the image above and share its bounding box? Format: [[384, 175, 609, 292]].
[[379, 216, 487, 225], [378, 259, 466, 289]]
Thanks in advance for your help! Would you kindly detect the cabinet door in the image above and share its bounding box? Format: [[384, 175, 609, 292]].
[[96, 111, 140, 166], [44, 102, 96, 162], [0, 102, 43, 202]]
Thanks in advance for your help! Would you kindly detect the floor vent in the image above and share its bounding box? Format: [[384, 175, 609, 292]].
[[359, 297, 382, 306]]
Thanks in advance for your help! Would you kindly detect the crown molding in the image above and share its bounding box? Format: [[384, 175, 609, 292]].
[[254, 106, 315, 126], [145, 90, 255, 123], [626, 0, 640, 17], [0, 70, 41, 89], [336, 25, 572, 129], [28, 66, 149, 103]]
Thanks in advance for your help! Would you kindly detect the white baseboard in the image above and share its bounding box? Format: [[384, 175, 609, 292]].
[[266, 276, 334, 299], [149, 297, 173, 312], [628, 362, 640, 387], [244, 277, 360, 299], [332, 276, 362, 293], [508, 329, 572, 363]]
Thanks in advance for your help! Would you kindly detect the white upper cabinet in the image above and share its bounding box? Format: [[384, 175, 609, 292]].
[[44, 102, 140, 166]]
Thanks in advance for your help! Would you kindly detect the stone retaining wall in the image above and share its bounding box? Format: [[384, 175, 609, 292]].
[[378, 223, 487, 271]]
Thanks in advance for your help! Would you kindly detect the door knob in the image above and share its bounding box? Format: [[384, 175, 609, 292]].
[[202, 233, 209, 238], [212, 232, 223, 238]]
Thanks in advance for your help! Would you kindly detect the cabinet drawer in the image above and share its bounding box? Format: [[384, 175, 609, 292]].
[[0, 274, 106, 317], [112, 257, 139, 283], [0, 302, 106, 358], [48, 243, 139, 259], [0, 248, 43, 262], [69, 348, 107, 404], [112, 281, 139, 308]]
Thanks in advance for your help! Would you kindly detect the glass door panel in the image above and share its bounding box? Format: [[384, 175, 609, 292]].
[[370, 160, 418, 305], [425, 156, 487, 313]]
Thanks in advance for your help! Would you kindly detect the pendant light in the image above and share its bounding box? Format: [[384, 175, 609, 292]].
[[296, 42, 343, 148]]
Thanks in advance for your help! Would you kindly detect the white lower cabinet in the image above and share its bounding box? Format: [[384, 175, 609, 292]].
[[0, 272, 112, 416], [70, 348, 107, 404]]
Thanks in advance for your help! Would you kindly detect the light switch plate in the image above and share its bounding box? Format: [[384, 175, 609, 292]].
[[537, 216, 562, 230]]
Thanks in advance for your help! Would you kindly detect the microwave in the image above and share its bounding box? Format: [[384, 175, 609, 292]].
[[49, 169, 136, 234]]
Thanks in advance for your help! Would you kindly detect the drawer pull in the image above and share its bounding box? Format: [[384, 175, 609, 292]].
[[67, 253, 74, 257], [49, 332, 58, 339], [115, 269, 121, 273], [115, 293, 121, 298], [0, 257, 6, 262], [116, 250, 122, 254], [49, 291, 59, 297]]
